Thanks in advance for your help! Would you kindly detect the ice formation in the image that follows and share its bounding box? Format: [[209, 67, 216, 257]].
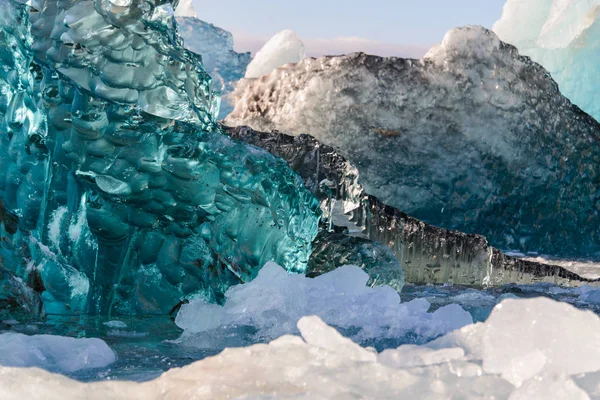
[[226, 26, 600, 258], [494, 0, 600, 121], [0, 333, 115, 374], [176, 17, 251, 118], [244, 30, 306, 79], [0, 0, 320, 316], [175, 263, 470, 345], [2, 298, 600, 398], [227, 125, 597, 286], [174, 0, 196, 17]]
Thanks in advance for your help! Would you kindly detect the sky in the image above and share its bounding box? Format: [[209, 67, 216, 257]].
[[191, 0, 508, 58]]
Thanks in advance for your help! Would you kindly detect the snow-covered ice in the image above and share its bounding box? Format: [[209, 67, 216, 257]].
[[175, 262, 472, 345], [3, 297, 600, 399]]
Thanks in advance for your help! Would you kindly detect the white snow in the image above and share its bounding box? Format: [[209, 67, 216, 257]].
[[175, 262, 473, 343], [0, 333, 116, 374], [3, 298, 600, 398], [244, 30, 306, 79]]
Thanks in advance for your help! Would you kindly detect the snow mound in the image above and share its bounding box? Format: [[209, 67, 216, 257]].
[[245, 30, 306, 79], [3, 298, 600, 398], [0, 333, 116, 374], [175, 262, 472, 344], [494, 0, 600, 120]]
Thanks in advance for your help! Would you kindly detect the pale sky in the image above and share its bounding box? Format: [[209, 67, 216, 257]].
[[191, 0, 507, 57]]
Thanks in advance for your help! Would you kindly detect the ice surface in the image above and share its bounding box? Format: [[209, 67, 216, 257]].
[[0, 333, 115, 374], [4, 298, 600, 398], [245, 30, 306, 79], [494, 0, 600, 121], [176, 17, 251, 118], [226, 26, 600, 258], [174, 0, 196, 17], [175, 262, 471, 344], [226, 125, 597, 287], [0, 0, 320, 315]]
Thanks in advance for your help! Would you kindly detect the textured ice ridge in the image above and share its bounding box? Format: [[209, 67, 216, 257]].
[[0, 0, 320, 315], [2, 297, 600, 399], [227, 125, 599, 287], [226, 26, 600, 258], [494, 0, 600, 121]]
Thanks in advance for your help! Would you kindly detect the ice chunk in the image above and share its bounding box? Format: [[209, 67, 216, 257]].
[[509, 375, 590, 400], [5, 298, 600, 399], [494, 0, 600, 121], [0, 0, 320, 315], [226, 125, 597, 287], [176, 17, 251, 118], [175, 262, 472, 344], [245, 30, 306, 79], [103, 320, 127, 329], [297, 315, 377, 362], [307, 230, 405, 293], [482, 297, 600, 386], [226, 26, 600, 258], [0, 332, 116, 374]]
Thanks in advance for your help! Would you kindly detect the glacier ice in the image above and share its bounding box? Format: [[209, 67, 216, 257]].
[[226, 26, 600, 258], [174, 0, 196, 17], [3, 298, 600, 398], [494, 0, 600, 121], [175, 262, 471, 345], [226, 125, 597, 286], [0, 0, 320, 316], [244, 29, 306, 79], [176, 17, 251, 119], [0, 332, 116, 374]]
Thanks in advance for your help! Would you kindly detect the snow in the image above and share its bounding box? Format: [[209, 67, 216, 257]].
[[494, 0, 600, 121], [3, 298, 600, 398], [244, 30, 306, 79], [0, 333, 116, 374], [175, 262, 472, 344]]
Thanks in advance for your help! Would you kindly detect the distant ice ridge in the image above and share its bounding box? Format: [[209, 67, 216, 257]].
[[226, 25, 600, 258], [3, 297, 600, 398], [0, 333, 115, 374], [175, 262, 469, 345], [494, 0, 600, 121], [176, 17, 251, 118], [245, 29, 306, 79]]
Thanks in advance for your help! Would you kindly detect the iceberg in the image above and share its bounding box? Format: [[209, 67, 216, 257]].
[[493, 0, 600, 121], [176, 17, 251, 118], [0, 0, 320, 316], [2, 298, 600, 399], [244, 29, 306, 79], [226, 125, 598, 286], [226, 26, 600, 258]]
